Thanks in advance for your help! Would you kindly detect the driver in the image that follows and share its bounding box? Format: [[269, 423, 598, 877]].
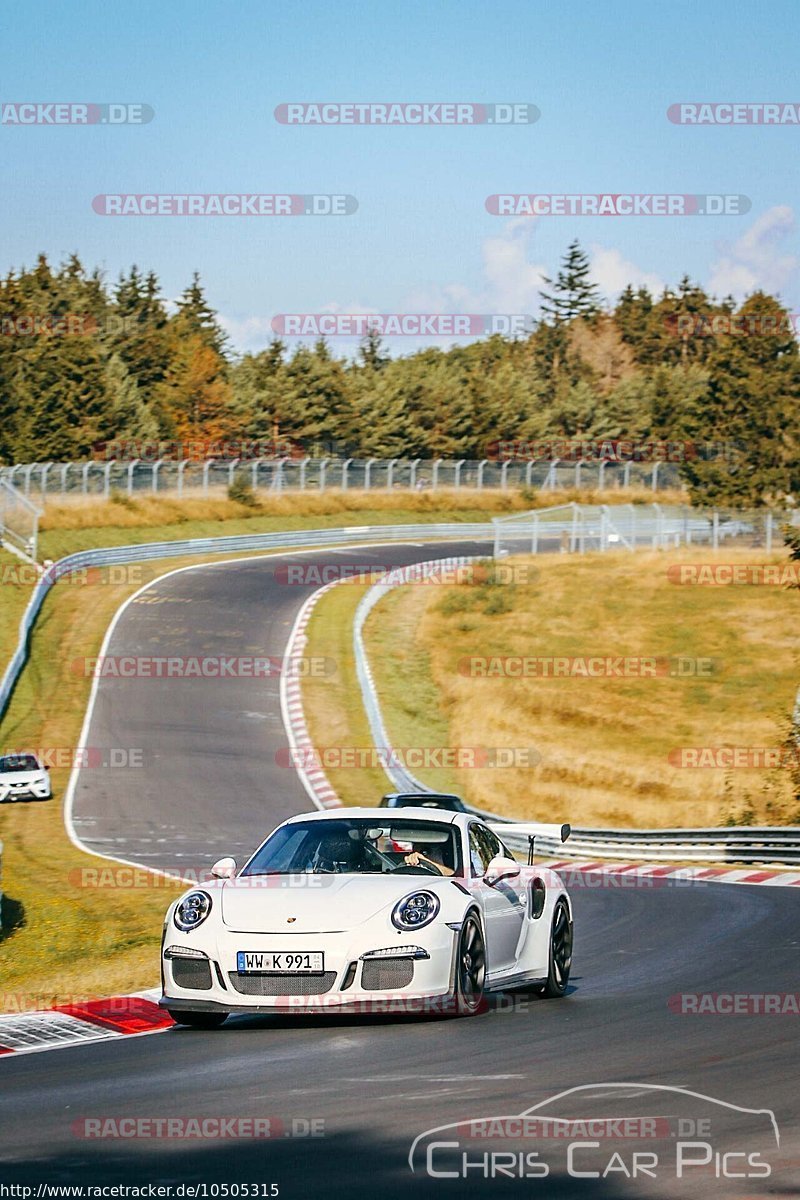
[[403, 842, 454, 876], [315, 832, 361, 872]]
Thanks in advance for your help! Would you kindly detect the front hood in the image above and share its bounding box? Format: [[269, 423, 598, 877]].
[[220, 873, 447, 934], [0, 771, 43, 786]]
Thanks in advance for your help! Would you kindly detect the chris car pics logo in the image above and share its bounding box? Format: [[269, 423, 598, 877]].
[[409, 1083, 780, 1182]]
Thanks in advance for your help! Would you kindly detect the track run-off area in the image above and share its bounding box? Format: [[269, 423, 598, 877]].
[[1, 538, 798, 1198]]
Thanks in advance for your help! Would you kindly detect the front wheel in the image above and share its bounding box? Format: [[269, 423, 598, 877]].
[[454, 913, 486, 1015], [169, 1010, 228, 1029], [541, 898, 573, 998]]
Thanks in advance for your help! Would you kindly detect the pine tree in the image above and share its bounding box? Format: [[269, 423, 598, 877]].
[[174, 272, 228, 357], [105, 353, 159, 440], [540, 240, 601, 323]]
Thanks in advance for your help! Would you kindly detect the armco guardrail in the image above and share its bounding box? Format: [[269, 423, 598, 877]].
[[0, 523, 494, 720], [353, 556, 800, 866], [353, 557, 482, 796], [489, 825, 800, 864]]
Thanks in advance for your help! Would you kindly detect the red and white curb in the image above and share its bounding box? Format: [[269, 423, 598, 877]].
[[0, 989, 174, 1058], [542, 859, 800, 887]]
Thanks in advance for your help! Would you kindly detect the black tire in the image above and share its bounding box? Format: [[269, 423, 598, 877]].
[[169, 1010, 228, 1029], [454, 912, 486, 1015], [541, 898, 573, 997]]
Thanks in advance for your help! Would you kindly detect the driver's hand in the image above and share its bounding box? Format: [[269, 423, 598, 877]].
[[404, 852, 422, 866]]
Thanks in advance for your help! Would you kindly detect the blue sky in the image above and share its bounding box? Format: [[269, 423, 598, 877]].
[[2, 0, 798, 353]]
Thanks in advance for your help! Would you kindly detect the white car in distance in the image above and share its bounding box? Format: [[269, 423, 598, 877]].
[[0, 753, 52, 802]]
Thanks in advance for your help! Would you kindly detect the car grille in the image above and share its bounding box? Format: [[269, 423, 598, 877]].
[[171, 958, 213, 990], [361, 959, 415, 991], [228, 971, 337, 996]]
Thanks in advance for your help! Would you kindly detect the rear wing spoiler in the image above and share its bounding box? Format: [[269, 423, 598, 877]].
[[488, 822, 571, 864]]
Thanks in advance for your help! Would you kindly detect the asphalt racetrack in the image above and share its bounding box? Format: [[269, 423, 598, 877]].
[[2, 539, 798, 1198]]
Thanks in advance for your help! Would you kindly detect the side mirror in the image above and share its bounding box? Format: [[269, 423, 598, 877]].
[[211, 856, 237, 879], [484, 855, 521, 887]]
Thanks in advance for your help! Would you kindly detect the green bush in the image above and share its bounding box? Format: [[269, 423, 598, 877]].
[[227, 474, 260, 508]]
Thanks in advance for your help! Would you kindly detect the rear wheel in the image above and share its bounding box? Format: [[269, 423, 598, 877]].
[[169, 1010, 228, 1029], [454, 913, 486, 1015], [541, 898, 573, 997]]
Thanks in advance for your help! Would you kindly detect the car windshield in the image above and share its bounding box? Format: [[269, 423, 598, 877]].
[[0, 754, 39, 773], [242, 818, 463, 877]]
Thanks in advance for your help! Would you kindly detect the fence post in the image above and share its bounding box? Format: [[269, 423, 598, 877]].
[[299, 457, 309, 491], [409, 458, 420, 489], [454, 460, 464, 489], [60, 463, 71, 495], [178, 459, 189, 497], [364, 458, 375, 490], [477, 459, 488, 489], [500, 461, 510, 490], [570, 502, 579, 552], [712, 509, 719, 550], [432, 459, 441, 490], [319, 459, 329, 492], [40, 462, 53, 498], [272, 457, 288, 491], [598, 460, 606, 491], [152, 459, 165, 493], [81, 462, 91, 495], [386, 458, 397, 490], [202, 459, 215, 496], [765, 511, 773, 552], [651, 462, 660, 491], [103, 460, 114, 499], [126, 459, 138, 498], [341, 458, 352, 490], [227, 458, 240, 489], [600, 505, 609, 552]]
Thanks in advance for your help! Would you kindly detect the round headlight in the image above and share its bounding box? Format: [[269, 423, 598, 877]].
[[392, 890, 440, 931], [173, 891, 212, 932]]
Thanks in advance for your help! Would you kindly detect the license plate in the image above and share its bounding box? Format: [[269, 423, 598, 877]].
[[236, 951, 324, 974]]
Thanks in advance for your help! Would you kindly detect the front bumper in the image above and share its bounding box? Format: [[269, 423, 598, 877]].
[[161, 925, 459, 1016], [0, 781, 51, 800]]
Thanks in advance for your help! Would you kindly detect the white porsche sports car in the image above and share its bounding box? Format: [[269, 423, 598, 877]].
[[160, 807, 573, 1028]]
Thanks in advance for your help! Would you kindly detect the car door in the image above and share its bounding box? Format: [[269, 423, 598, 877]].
[[468, 823, 527, 976]]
